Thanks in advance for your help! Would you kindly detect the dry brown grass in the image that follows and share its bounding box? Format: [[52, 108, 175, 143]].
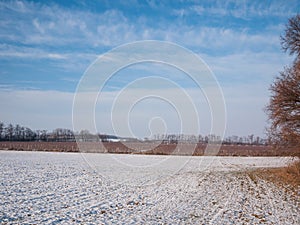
[[1, 141, 299, 156], [250, 158, 300, 195]]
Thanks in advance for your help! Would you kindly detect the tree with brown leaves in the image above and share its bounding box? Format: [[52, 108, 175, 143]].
[[281, 15, 300, 57], [267, 14, 300, 152]]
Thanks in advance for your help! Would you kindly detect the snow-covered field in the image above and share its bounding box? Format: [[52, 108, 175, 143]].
[[0, 151, 299, 224]]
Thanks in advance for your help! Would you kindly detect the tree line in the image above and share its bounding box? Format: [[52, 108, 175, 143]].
[[0, 122, 125, 142], [150, 134, 267, 145], [0, 122, 75, 142], [0, 121, 267, 145]]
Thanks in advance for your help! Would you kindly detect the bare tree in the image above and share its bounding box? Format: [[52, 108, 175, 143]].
[[15, 124, 22, 141], [267, 64, 300, 148], [267, 14, 300, 151], [24, 127, 35, 141], [0, 122, 4, 140], [5, 124, 14, 141], [40, 130, 48, 141], [281, 15, 300, 57]]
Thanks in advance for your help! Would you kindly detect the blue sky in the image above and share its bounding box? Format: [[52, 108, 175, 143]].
[[0, 0, 299, 138]]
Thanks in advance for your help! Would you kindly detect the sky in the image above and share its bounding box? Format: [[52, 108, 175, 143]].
[[0, 0, 299, 139]]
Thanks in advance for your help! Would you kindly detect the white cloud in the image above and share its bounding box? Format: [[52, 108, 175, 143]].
[[222, 83, 270, 137], [0, 82, 270, 138], [0, 2, 137, 48], [179, 0, 298, 19], [32, 18, 45, 34], [201, 51, 294, 84], [0, 90, 74, 130], [0, 44, 65, 59], [0, 44, 98, 73], [0, 0, 293, 79], [0, 0, 289, 53], [0, 0, 296, 138]]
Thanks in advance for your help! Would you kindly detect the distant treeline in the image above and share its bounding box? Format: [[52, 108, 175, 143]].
[[0, 122, 74, 142], [150, 134, 268, 145], [0, 121, 268, 145], [0, 121, 135, 142]]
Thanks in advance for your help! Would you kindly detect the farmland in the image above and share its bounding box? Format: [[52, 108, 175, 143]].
[[0, 141, 298, 156], [0, 151, 299, 224]]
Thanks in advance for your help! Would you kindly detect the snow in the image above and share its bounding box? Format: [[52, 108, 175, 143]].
[[0, 151, 299, 224]]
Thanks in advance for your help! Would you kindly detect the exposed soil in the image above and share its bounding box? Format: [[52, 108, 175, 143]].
[[0, 141, 299, 156]]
